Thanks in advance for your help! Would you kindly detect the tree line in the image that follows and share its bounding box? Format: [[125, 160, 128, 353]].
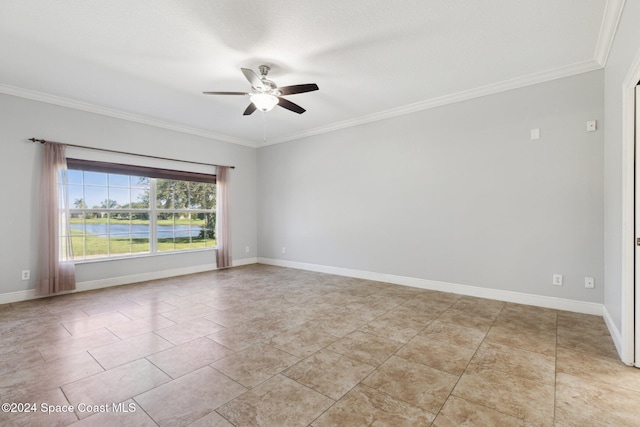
[[71, 178, 217, 239]]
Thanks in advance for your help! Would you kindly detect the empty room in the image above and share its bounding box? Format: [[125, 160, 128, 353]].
[[2, 1, 640, 425]]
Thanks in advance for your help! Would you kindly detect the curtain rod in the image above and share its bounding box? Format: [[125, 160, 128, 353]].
[[28, 138, 235, 169]]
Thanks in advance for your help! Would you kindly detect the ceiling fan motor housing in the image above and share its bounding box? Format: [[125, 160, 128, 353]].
[[203, 65, 318, 115]]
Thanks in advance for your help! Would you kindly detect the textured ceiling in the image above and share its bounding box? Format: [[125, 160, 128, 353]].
[[0, 0, 624, 147]]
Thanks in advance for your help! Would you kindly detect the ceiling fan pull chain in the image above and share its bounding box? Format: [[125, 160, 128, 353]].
[[263, 111, 267, 144]]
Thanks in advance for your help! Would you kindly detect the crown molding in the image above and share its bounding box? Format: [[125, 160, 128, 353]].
[[258, 59, 603, 147], [594, 0, 626, 66], [0, 83, 257, 148]]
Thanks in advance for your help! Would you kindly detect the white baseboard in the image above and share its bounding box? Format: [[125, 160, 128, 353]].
[[258, 258, 604, 316], [603, 305, 630, 365], [0, 257, 258, 305], [2, 256, 603, 318], [232, 257, 259, 267]]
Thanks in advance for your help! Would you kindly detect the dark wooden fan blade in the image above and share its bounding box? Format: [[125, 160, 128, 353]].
[[243, 103, 257, 116], [241, 68, 265, 90], [278, 84, 319, 96], [202, 91, 247, 95], [277, 97, 306, 114]]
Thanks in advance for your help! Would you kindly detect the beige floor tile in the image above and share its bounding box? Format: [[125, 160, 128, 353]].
[[135, 366, 246, 427], [359, 313, 425, 343], [436, 309, 495, 332], [356, 293, 407, 311], [383, 304, 438, 325], [556, 347, 640, 393], [189, 410, 234, 427], [411, 289, 462, 304], [0, 346, 45, 376], [283, 349, 375, 399], [0, 351, 104, 402], [268, 326, 338, 358], [205, 294, 258, 311], [452, 367, 554, 426], [502, 301, 559, 316], [326, 330, 402, 367], [449, 297, 505, 320], [69, 399, 156, 427], [209, 324, 274, 352], [2, 265, 638, 427], [313, 291, 366, 307], [466, 341, 555, 385], [340, 301, 389, 321], [396, 335, 476, 375], [557, 327, 618, 359], [106, 314, 176, 340], [61, 312, 132, 336], [216, 374, 334, 427], [330, 303, 384, 325], [362, 355, 458, 413], [78, 300, 141, 317], [555, 372, 640, 427], [37, 328, 121, 361], [375, 285, 425, 299], [420, 319, 487, 348], [116, 301, 178, 319], [400, 295, 456, 315], [45, 307, 92, 323], [211, 343, 300, 387], [147, 336, 234, 379], [160, 294, 215, 309], [485, 323, 557, 356], [312, 384, 435, 427], [154, 317, 225, 345], [159, 303, 219, 323], [433, 396, 525, 427], [279, 303, 339, 325], [204, 306, 266, 327], [302, 314, 369, 338], [89, 332, 174, 370], [557, 311, 609, 334], [0, 324, 71, 356], [62, 359, 171, 419], [496, 304, 557, 332]]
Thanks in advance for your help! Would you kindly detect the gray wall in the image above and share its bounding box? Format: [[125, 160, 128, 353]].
[[0, 93, 257, 294], [258, 70, 604, 303], [603, 1, 640, 334]]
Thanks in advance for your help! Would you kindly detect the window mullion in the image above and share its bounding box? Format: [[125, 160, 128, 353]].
[[150, 178, 158, 253]]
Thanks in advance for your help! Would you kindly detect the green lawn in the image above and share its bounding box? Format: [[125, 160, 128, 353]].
[[70, 229, 216, 258]]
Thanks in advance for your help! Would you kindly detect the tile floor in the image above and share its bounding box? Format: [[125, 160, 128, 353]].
[[0, 264, 639, 426]]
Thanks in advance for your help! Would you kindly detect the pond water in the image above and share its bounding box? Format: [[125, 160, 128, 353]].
[[70, 224, 204, 238]]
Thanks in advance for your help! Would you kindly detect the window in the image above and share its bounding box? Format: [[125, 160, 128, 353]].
[[65, 159, 216, 260]]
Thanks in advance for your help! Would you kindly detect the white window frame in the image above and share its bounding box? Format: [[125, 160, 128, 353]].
[[65, 160, 217, 261]]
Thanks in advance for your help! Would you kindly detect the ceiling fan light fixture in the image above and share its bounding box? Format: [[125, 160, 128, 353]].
[[250, 93, 279, 112]]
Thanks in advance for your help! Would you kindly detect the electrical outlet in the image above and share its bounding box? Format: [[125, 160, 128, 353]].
[[245, 246, 250, 253], [585, 277, 595, 289], [282, 247, 286, 254], [553, 274, 563, 286], [530, 128, 540, 140], [587, 120, 597, 132], [21, 270, 30, 280]]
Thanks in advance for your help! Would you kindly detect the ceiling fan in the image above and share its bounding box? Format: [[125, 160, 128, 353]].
[[203, 65, 319, 115]]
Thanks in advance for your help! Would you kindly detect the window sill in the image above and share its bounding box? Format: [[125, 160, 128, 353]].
[[72, 247, 216, 265]]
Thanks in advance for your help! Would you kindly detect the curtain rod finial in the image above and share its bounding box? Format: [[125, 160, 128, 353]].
[[29, 138, 46, 144]]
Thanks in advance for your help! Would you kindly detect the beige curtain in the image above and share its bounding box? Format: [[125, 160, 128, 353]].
[[36, 142, 76, 295], [215, 166, 232, 268]]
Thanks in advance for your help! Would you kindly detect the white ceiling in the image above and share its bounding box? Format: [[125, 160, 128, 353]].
[[0, 1, 624, 147]]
